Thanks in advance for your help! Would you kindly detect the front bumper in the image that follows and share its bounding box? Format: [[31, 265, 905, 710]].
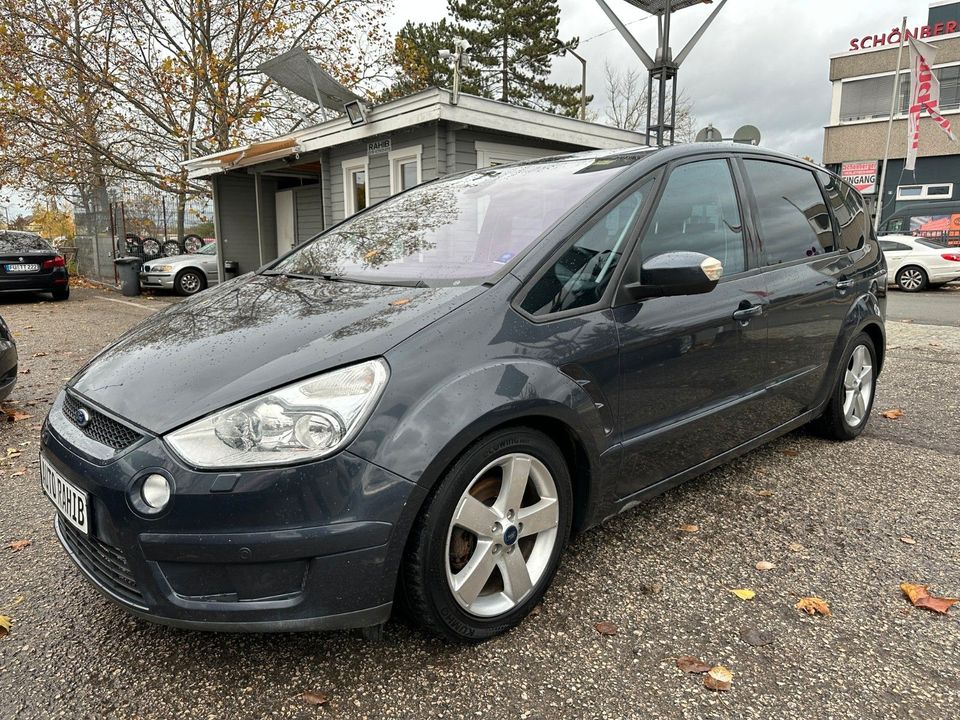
[[41, 390, 425, 631], [138, 272, 175, 289]]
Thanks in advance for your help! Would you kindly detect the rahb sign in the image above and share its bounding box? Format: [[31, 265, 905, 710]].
[[841, 161, 878, 194]]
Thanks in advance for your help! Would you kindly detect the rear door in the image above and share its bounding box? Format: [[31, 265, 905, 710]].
[[613, 156, 771, 499], [739, 158, 850, 421]]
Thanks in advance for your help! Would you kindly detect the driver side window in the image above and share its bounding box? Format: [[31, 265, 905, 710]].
[[640, 159, 746, 275], [521, 180, 651, 316]]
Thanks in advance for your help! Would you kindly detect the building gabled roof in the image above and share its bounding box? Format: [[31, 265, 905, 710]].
[[184, 87, 649, 179]]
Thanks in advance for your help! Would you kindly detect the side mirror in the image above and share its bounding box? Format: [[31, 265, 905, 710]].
[[625, 252, 723, 299]]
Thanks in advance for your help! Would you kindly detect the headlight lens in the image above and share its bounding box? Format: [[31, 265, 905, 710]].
[[155, 264, 174, 272], [165, 359, 389, 468]]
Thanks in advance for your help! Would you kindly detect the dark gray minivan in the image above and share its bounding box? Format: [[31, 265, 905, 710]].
[[41, 144, 886, 641]]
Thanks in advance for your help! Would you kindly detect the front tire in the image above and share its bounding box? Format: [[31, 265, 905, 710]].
[[896, 265, 927, 292], [812, 332, 877, 440], [400, 428, 572, 642], [175, 269, 205, 296]]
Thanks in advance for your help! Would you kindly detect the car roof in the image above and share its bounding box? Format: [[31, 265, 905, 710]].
[[886, 201, 960, 215], [518, 142, 829, 179]]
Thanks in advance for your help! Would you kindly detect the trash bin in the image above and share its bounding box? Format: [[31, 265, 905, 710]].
[[114, 256, 142, 297], [224, 260, 239, 280]]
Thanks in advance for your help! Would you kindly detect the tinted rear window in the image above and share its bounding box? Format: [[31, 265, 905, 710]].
[[0, 233, 53, 254], [745, 160, 835, 264]]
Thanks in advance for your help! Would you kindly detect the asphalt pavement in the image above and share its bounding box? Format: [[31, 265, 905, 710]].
[[0, 286, 958, 720]]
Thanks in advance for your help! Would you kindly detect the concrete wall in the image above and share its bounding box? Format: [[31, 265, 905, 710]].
[[823, 115, 960, 164]]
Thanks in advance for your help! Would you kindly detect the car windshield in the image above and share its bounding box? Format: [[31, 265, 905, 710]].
[[0, 232, 53, 254], [271, 155, 639, 286], [196, 244, 216, 256]]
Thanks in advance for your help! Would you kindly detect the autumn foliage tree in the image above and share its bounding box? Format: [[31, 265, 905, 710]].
[[0, 0, 392, 239]]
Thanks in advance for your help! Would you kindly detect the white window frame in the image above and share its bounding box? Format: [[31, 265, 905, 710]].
[[342, 155, 369, 217], [474, 140, 559, 168], [896, 183, 954, 200], [388, 145, 423, 195]]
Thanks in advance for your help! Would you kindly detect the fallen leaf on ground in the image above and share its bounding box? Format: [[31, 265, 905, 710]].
[[755, 561, 775, 571], [899, 536, 917, 545], [11, 467, 27, 477], [594, 620, 618, 636], [756, 489, 774, 497], [1, 405, 32, 422], [881, 408, 904, 420], [781, 449, 799, 457], [703, 665, 733, 691], [301, 690, 329, 706], [887, 344, 901, 350], [788, 542, 805, 552], [900, 583, 959, 615], [0, 615, 10, 638], [18, 368, 29, 375], [679, 523, 699, 533], [795, 596, 832, 616], [32, 352, 47, 358], [6, 540, 30, 552], [389, 298, 411, 306], [740, 626, 775, 647], [5, 449, 21, 459], [676, 655, 711, 673], [730, 588, 755, 601]]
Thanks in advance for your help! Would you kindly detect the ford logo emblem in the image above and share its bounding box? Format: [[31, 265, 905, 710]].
[[76, 407, 92, 428]]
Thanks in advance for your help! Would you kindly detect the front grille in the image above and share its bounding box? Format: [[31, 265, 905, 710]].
[[58, 517, 144, 606], [62, 393, 142, 450]]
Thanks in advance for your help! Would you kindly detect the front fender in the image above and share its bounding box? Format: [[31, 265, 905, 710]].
[[352, 360, 610, 492]]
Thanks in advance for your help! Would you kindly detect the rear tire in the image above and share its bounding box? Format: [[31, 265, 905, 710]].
[[400, 428, 572, 642], [895, 265, 927, 292], [811, 332, 877, 441], [51, 286, 70, 301]]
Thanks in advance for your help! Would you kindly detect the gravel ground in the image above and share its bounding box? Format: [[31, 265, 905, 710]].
[[1, 286, 958, 720]]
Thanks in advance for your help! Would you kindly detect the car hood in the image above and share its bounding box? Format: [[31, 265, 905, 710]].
[[147, 253, 209, 266], [69, 273, 484, 434]]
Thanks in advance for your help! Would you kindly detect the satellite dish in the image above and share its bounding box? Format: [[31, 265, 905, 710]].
[[695, 125, 723, 143], [733, 125, 762, 146]]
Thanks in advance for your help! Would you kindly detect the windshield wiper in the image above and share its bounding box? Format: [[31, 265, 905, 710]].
[[261, 270, 348, 282]]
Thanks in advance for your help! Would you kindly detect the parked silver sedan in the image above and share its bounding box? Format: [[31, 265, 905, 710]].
[[139, 244, 220, 296]]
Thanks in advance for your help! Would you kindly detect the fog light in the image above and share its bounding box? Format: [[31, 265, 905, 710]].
[[141, 473, 171, 510]]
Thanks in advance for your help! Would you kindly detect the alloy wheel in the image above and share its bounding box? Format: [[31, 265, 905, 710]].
[[180, 272, 201, 294], [898, 268, 924, 291], [445, 453, 560, 618], [842, 344, 873, 428]]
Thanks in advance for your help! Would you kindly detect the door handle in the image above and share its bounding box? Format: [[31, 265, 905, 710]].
[[836, 278, 855, 290], [732, 304, 763, 322]]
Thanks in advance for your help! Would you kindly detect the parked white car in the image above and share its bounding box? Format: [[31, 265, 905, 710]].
[[139, 244, 221, 296], [879, 235, 960, 292]]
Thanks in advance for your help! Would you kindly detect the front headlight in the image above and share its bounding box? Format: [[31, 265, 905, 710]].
[[165, 359, 389, 468], [155, 264, 174, 273]]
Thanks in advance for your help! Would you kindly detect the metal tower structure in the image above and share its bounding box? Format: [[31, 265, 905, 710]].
[[595, 0, 729, 146]]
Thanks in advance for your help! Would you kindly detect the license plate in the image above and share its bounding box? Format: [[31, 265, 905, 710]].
[[40, 455, 89, 534], [5, 263, 40, 272]]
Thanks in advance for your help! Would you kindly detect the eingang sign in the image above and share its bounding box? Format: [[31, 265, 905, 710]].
[[850, 20, 959, 51], [841, 161, 878, 194]]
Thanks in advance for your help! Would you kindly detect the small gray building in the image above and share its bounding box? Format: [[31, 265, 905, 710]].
[[184, 88, 648, 279]]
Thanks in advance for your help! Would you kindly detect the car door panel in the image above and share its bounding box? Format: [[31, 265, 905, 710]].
[[613, 156, 773, 500], [614, 272, 769, 497]]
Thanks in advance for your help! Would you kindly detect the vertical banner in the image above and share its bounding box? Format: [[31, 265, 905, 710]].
[[907, 36, 958, 171]]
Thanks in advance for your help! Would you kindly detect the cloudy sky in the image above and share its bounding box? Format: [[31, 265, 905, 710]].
[[389, 0, 934, 160]]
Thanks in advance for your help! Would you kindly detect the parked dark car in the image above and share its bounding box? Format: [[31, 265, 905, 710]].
[[40, 145, 885, 642], [0, 232, 70, 300], [0, 314, 16, 401]]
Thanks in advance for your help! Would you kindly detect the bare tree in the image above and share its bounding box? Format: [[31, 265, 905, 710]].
[[603, 60, 697, 143]]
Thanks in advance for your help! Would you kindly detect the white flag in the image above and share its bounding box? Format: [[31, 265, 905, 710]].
[[906, 36, 958, 171]]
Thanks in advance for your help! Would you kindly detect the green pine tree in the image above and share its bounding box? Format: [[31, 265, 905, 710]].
[[449, 0, 587, 116], [382, 1, 588, 117]]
